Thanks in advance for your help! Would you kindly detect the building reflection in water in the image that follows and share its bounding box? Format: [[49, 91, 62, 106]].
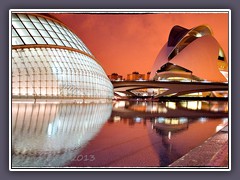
[[151, 117, 190, 166], [12, 102, 112, 167], [113, 100, 228, 113], [111, 100, 228, 124], [111, 100, 228, 166]]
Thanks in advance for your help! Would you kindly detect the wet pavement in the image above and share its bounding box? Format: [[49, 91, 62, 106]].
[[169, 125, 229, 168]]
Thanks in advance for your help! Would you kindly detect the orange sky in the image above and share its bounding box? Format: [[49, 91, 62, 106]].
[[52, 11, 229, 79]]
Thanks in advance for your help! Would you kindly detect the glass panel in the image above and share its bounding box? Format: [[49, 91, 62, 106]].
[[22, 37, 35, 44], [34, 37, 46, 44], [16, 28, 30, 36], [57, 33, 64, 39], [12, 21, 25, 28], [12, 28, 18, 37], [62, 40, 70, 47], [59, 27, 67, 35], [70, 42, 77, 49], [11, 13, 19, 20], [48, 31, 58, 38], [43, 24, 52, 31], [51, 25, 60, 33], [39, 30, 50, 37], [22, 21, 35, 28], [12, 37, 24, 45], [53, 38, 64, 46], [45, 37, 56, 45], [65, 35, 71, 41], [33, 22, 45, 30], [17, 14, 30, 21], [28, 29, 41, 36], [46, 19, 55, 26], [28, 15, 39, 22], [38, 17, 48, 24]]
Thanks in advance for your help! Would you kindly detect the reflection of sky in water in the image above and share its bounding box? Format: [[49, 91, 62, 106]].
[[12, 100, 228, 168], [12, 103, 112, 167]]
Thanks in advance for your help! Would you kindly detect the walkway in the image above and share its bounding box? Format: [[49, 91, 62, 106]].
[[169, 125, 229, 168]]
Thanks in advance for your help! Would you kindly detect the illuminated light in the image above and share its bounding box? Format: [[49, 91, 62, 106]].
[[166, 101, 176, 109], [165, 119, 171, 124], [134, 117, 142, 123], [167, 77, 191, 82], [222, 118, 228, 123], [151, 105, 157, 112], [179, 117, 188, 124], [202, 80, 210, 83], [215, 118, 228, 132], [195, 33, 202, 37], [198, 101, 202, 109], [158, 107, 168, 113], [157, 78, 169, 82], [216, 124, 225, 132], [157, 117, 165, 123], [47, 123, 53, 136], [186, 101, 202, 110], [113, 116, 121, 122], [114, 101, 126, 108], [115, 92, 127, 97], [220, 71, 228, 81], [168, 131, 172, 140], [171, 119, 179, 125], [12, 101, 35, 104], [163, 108, 168, 113], [198, 117, 207, 123], [180, 101, 187, 108], [12, 100, 63, 104], [168, 93, 177, 96]]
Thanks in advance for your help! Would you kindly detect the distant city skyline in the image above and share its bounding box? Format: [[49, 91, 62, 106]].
[[52, 10, 229, 79]]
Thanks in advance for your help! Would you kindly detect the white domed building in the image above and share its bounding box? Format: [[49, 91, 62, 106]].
[[150, 25, 228, 82], [11, 13, 113, 102]]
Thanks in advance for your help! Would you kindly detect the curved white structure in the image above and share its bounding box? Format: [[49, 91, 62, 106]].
[[11, 13, 113, 100], [150, 25, 228, 82]]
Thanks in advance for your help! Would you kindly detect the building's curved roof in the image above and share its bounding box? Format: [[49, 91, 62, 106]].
[[168, 25, 190, 47], [12, 13, 93, 57], [168, 25, 213, 61], [11, 13, 113, 99], [168, 25, 213, 47], [150, 25, 228, 82]]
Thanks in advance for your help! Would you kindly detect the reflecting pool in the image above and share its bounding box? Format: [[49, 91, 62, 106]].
[[11, 100, 228, 168]]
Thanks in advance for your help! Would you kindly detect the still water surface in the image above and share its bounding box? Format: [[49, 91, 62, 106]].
[[11, 100, 228, 168]]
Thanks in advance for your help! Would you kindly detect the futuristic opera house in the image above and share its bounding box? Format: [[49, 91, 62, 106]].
[[11, 13, 113, 102], [150, 25, 228, 82]]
